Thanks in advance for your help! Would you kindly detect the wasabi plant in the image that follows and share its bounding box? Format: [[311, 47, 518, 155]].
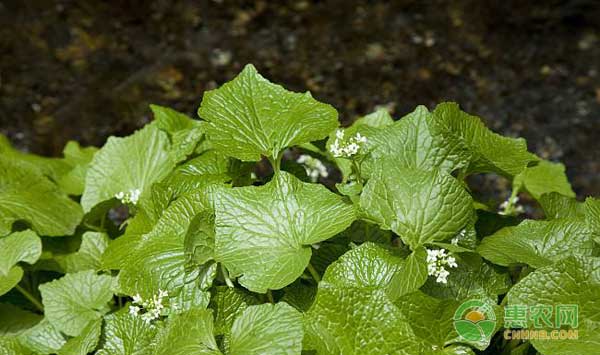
[[0, 64, 598, 355]]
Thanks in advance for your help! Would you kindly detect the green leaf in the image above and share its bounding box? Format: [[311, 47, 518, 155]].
[[477, 219, 594, 268], [58, 319, 101, 355], [0, 266, 23, 296], [0, 134, 71, 182], [507, 256, 600, 355], [17, 318, 66, 355], [360, 166, 472, 249], [0, 230, 41, 276], [153, 309, 221, 355], [0, 337, 33, 355], [0, 303, 42, 336], [513, 160, 575, 199], [55, 232, 109, 272], [322, 243, 426, 300], [433, 102, 538, 177], [151, 104, 204, 161], [361, 106, 470, 175], [214, 172, 355, 292], [539, 192, 585, 220], [115, 190, 212, 298], [229, 303, 303, 355], [421, 253, 510, 301], [210, 286, 260, 338], [305, 243, 422, 355], [198, 64, 338, 161], [58, 141, 98, 196], [96, 312, 159, 355], [39, 270, 114, 336], [0, 156, 83, 237], [81, 125, 176, 212]]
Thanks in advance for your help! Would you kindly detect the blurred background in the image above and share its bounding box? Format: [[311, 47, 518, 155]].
[[1, 0, 599, 197]]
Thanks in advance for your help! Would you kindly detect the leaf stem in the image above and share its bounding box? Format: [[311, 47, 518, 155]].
[[306, 263, 321, 283], [221, 264, 235, 288], [350, 159, 363, 185], [15, 285, 44, 312], [266, 290, 274, 304]]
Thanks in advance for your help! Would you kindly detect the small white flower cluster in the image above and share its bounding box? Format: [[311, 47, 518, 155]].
[[296, 154, 329, 182], [115, 188, 141, 205], [451, 229, 467, 245], [498, 196, 524, 215], [129, 289, 168, 323], [329, 130, 368, 158], [426, 248, 458, 284]]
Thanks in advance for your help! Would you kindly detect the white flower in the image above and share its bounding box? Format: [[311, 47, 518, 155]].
[[498, 195, 524, 215], [128, 289, 169, 323], [115, 188, 142, 205], [129, 305, 140, 315], [296, 154, 329, 182], [329, 130, 368, 158], [426, 248, 458, 284]]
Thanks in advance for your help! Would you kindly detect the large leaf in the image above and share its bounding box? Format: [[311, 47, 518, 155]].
[[153, 309, 221, 355], [17, 319, 65, 355], [58, 319, 101, 355], [151, 104, 204, 161], [0, 303, 42, 336], [513, 160, 575, 199], [228, 303, 303, 355], [0, 266, 23, 296], [0, 230, 41, 276], [81, 125, 176, 212], [0, 156, 83, 237], [477, 219, 594, 268], [433, 102, 538, 177], [55, 232, 109, 273], [198, 64, 338, 161], [360, 166, 472, 249], [323, 243, 427, 300], [361, 106, 470, 176], [507, 256, 600, 355], [39, 271, 114, 336], [304, 244, 423, 355], [214, 172, 355, 293], [96, 312, 159, 355], [58, 141, 98, 196]]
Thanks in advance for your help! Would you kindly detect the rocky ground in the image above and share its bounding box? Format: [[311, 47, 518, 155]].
[[1, 0, 599, 197]]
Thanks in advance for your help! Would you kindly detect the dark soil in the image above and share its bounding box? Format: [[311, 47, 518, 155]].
[[1, 0, 599, 197]]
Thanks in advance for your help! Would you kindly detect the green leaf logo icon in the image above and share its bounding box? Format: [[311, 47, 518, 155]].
[[453, 299, 497, 342]]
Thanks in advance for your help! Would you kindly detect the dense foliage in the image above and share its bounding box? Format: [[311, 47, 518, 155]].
[[1, 64, 598, 355]]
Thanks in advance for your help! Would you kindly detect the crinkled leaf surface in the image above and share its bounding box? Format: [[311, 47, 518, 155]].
[[361, 106, 470, 176], [477, 219, 594, 268], [81, 125, 176, 212], [360, 165, 472, 249], [228, 303, 303, 355], [198, 64, 338, 161], [55, 232, 109, 273], [433, 102, 538, 177], [214, 172, 355, 293], [153, 309, 221, 355], [513, 160, 574, 199], [304, 243, 422, 355], [96, 312, 159, 355], [0, 230, 41, 276], [151, 104, 204, 161], [507, 256, 600, 355], [17, 318, 65, 355], [539, 192, 585, 220], [58, 319, 101, 355], [0, 156, 83, 236], [421, 253, 510, 301], [39, 270, 113, 336], [210, 286, 260, 339]]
